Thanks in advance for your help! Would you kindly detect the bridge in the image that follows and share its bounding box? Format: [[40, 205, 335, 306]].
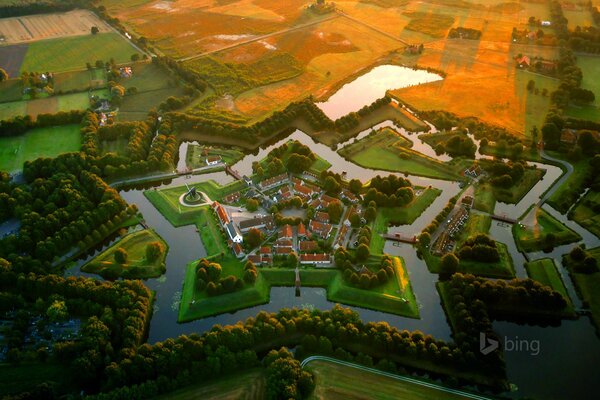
[[225, 166, 242, 181], [490, 214, 517, 224], [382, 233, 417, 244]]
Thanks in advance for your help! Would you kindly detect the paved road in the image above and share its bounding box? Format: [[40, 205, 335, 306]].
[[301, 356, 494, 400], [179, 14, 340, 62]]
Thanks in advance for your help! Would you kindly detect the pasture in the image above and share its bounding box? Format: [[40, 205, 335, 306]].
[[0, 10, 111, 45], [0, 124, 81, 172], [566, 54, 600, 121], [306, 359, 475, 400], [570, 190, 600, 239], [158, 369, 265, 400], [19, 33, 141, 73]]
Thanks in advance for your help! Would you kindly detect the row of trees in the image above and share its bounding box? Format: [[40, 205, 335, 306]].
[[0, 110, 84, 137]]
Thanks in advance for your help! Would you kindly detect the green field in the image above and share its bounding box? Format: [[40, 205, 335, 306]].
[[525, 258, 572, 307], [0, 124, 80, 172], [564, 247, 600, 330], [370, 188, 442, 254], [570, 190, 600, 239], [514, 207, 582, 252], [186, 144, 245, 169], [339, 128, 457, 180], [81, 229, 168, 279], [565, 55, 600, 120], [53, 68, 107, 92], [307, 359, 475, 400], [158, 369, 265, 400], [19, 33, 141, 73]]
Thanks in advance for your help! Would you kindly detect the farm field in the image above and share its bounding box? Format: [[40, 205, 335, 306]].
[[563, 247, 600, 329], [306, 359, 474, 400], [0, 124, 80, 172], [0, 10, 111, 44], [81, 229, 168, 279], [158, 369, 265, 400], [565, 55, 600, 121], [0, 89, 109, 121], [17, 33, 141, 73]]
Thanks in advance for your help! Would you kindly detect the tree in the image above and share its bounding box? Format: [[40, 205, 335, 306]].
[[246, 228, 263, 249], [0, 68, 8, 82], [287, 252, 299, 267], [46, 300, 68, 322], [364, 206, 377, 222], [91, 26, 99, 35], [324, 176, 341, 195], [349, 179, 362, 194], [440, 253, 459, 275], [246, 198, 259, 212], [146, 242, 164, 262], [418, 232, 431, 246], [114, 248, 128, 264], [131, 53, 140, 62], [327, 200, 343, 223], [570, 246, 586, 261], [527, 79, 535, 92], [356, 243, 370, 261], [542, 122, 561, 150]]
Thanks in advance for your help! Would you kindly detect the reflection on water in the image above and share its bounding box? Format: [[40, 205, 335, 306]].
[[316, 65, 443, 120]]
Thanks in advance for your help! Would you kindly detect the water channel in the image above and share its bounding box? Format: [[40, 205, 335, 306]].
[[68, 110, 599, 399]]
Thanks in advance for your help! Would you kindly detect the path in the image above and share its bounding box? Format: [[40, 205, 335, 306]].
[[179, 14, 340, 62], [336, 11, 409, 46], [109, 163, 225, 188], [300, 356, 494, 400]]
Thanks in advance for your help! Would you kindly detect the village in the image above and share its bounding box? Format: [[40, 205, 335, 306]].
[[209, 171, 363, 268]]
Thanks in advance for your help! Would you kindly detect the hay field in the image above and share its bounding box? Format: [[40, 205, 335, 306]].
[[390, 15, 560, 135], [0, 10, 111, 45], [101, 0, 316, 58]]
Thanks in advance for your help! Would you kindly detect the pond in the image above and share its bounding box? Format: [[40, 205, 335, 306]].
[[315, 65, 443, 120]]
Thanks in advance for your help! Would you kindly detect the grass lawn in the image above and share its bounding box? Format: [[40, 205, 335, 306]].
[[81, 229, 168, 279], [0, 100, 27, 120], [423, 242, 515, 279], [547, 153, 590, 213], [0, 124, 80, 172], [158, 369, 265, 400], [514, 207, 582, 252], [20, 33, 140, 73], [370, 188, 442, 254], [339, 129, 457, 180], [565, 54, 600, 120], [525, 258, 573, 309], [564, 247, 600, 330], [570, 190, 600, 239], [307, 359, 475, 400], [0, 79, 24, 103]]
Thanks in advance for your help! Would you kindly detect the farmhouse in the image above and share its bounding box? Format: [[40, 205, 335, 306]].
[[516, 55, 531, 68], [206, 156, 222, 166], [300, 253, 331, 265], [223, 191, 241, 204]]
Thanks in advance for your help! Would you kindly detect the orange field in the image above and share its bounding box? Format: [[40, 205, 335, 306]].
[[0, 10, 111, 44]]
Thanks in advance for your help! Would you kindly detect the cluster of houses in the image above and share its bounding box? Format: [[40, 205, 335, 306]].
[[209, 173, 364, 266], [432, 196, 473, 256], [515, 55, 557, 73]]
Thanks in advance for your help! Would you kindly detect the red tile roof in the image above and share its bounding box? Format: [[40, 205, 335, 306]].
[[300, 253, 330, 263], [298, 223, 307, 237], [279, 224, 293, 239], [299, 241, 318, 252]]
